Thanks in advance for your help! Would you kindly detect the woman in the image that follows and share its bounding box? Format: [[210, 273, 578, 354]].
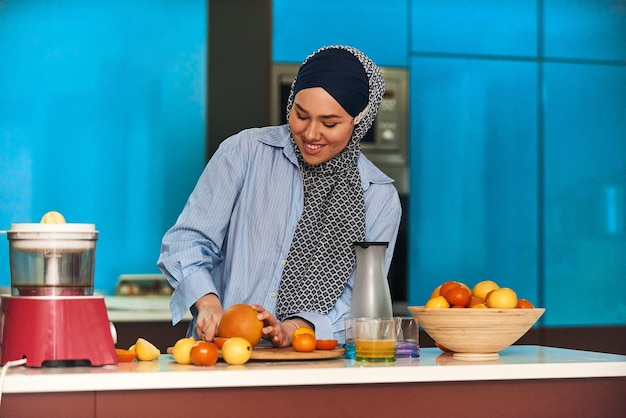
[[158, 45, 401, 347]]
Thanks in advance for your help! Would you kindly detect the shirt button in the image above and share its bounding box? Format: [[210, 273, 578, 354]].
[[270, 292, 277, 298], [281, 259, 287, 266]]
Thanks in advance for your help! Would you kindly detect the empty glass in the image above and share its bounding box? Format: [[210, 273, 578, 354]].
[[394, 316, 420, 358]]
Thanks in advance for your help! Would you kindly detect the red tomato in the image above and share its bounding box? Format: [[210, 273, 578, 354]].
[[444, 286, 471, 307], [190, 341, 219, 366], [315, 339, 338, 350]]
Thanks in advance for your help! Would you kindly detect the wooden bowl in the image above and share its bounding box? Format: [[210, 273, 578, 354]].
[[408, 306, 545, 360]]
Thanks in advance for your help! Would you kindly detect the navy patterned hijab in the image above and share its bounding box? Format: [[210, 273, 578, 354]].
[[276, 46, 385, 320]]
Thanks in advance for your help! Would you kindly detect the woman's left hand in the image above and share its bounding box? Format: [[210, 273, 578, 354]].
[[251, 304, 294, 347]]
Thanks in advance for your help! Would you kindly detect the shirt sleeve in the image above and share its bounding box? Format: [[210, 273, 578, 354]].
[[157, 136, 246, 324]]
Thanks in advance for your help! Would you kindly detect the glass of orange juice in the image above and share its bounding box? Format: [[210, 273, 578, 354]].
[[355, 318, 396, 362]]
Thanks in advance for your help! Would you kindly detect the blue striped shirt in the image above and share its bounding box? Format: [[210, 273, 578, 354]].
[[157, 125, 402, 340]]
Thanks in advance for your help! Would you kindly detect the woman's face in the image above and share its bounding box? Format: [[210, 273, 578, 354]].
[[289, 87, 355, 166]]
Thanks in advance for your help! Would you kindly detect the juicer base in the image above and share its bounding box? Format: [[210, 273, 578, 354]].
[[0, 296, 118, 367]]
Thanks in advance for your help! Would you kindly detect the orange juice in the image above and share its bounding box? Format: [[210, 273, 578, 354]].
[[355, 339, 396, 362]]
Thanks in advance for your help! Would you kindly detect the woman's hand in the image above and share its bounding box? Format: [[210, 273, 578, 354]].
[[251, 304, 297, 347], [195, 294, 224, 341]]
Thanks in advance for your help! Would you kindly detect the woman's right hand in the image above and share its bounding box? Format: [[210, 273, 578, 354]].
[[194, 293, 224, 341]]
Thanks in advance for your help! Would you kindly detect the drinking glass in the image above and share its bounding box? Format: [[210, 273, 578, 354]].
[[394, 316, 420, 358], [344, 317, 357, 359], [355, 318, 396, 362]]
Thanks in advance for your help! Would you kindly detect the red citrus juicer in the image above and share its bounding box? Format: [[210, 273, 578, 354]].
[[0, 222, 117, 367]]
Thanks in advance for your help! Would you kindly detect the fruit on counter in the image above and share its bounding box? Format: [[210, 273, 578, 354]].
[[425, 295, 450, 308], [40, 210, 66, 223], [292, 333, 316, 352], [292, 326, 315, 338], [443, 286, 471, 307], [115, 348, 137, 362], [471, 280, 500, 300], [190, 341, 219, 366], [425, 280, 536, 309], [171, 337, 196, 365], [221, 337, 253, 365], [135, 337, 161, 361], [218, 304, 264, 346], [517, 299, 535, 309], [485, 287, 518, 309], [429, 284, 442, 299], [315, 339, 338, 350], [214, 337, 229, 349], [439, 281, 462, 299]]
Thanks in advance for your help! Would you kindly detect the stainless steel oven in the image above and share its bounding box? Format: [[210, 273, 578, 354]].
[[271, 63, 410, 309]]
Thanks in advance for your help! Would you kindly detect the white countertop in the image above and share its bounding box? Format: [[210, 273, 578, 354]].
[[3, 346, 625, 394]]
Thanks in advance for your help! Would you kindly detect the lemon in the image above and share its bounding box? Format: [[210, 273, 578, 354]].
[[221, 337, 253, 365], [171, 337, 196, 365], [485, 287, 518, 309], [40, 211, 66, 224], [429, 284, 442, 299], [471, 280, 500, 300], [135, 338, 160, 361], [425, 295, 450, 308]]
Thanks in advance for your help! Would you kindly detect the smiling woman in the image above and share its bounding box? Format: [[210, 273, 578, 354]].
[[0, 0, 206, 294]]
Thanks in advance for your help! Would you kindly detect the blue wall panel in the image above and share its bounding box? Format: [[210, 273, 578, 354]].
[[543, 62, 626, 325], [544, 0, 626, 61], [272, 0, 409, 66], [0, 1, 206, 293], [411, 0, 537, 56], [408, 57, 538, 306]]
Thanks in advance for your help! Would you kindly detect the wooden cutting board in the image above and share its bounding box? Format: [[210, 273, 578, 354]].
[[248, 346, 344, 360], [166, 346, 344, 361]]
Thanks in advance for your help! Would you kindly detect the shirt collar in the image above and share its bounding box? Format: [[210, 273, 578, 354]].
[[259, 125, 395, 191]]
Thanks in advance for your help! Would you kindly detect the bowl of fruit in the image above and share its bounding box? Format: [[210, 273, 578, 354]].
[[408, 280, 545, 361]]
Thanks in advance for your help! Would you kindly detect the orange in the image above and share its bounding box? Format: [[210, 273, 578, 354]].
[[218, 304, 264, 346], [115, 348, 137, 362], [315, 339, 338, 350], [439, 281, 462, 299], [444, 286, 471, 307], [190, 341, 219, 366], [517, 299, 535, 309], [292, 334, 316, 352], [292, 327, 315, 338], [213, 337, 229, 349]]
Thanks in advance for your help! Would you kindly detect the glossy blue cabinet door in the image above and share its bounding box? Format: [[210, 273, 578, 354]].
[[543, 63, 626, 326], [407, 57, 539, 308], [272, 0, 408, 66], [544, 0, 626, 61], [410, 0, 537, 56]]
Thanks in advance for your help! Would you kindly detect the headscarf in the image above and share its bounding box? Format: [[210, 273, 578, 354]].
[[275, 45, 385, 320]]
